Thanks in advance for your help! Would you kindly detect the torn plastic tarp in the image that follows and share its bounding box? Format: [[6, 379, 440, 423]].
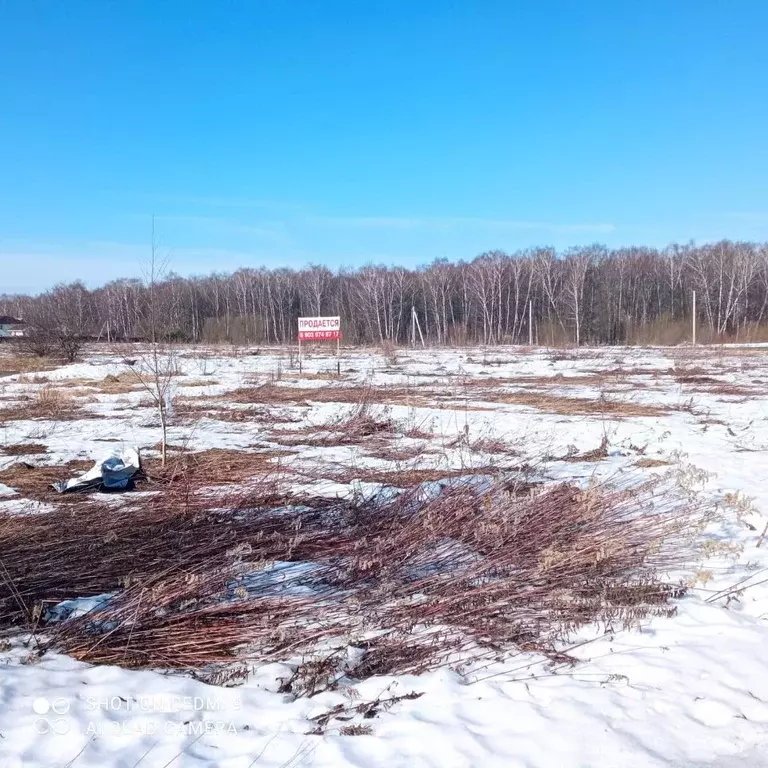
[[53, 447, 141, 493]]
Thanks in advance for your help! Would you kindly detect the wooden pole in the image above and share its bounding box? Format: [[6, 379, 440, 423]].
[[298, 337, 302, 372], [528, 300, 533, 347], [414, 309, 425, 348], [337, 335, 340, 376], [692, 291, 697, 345]]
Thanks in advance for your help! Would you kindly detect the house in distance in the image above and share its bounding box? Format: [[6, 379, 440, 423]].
[[0, 316, 26, 338]]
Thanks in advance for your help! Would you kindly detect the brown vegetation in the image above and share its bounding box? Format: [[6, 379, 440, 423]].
[[0, 354, 58, 375], [0, 386, 96, 422], [0, 467, 708, 681], [477, 390, 667, 418], [0, 459, 94, 503], [0, 443, 48, 456]]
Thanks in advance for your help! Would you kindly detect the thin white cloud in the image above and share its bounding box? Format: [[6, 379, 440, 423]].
[[0, 240, 298, 293], [725, 212, 768, 224], [151, 214, 291, 241], [306, 215, 614, 233], [139, 193, 306, 212]]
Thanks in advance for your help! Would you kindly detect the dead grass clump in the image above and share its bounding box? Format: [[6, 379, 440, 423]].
[[1, 443, 48, 456], [97, 373, 142, 395], [471, 437, 514, 454], [364, 443, 429, 461], [635, 458, 672, 468], [320, 401, 397, 446], [0, 386, 95, 422], [675, 374, 718, 384], [563, 436, 609, 463], [403, 424, 437, 439]]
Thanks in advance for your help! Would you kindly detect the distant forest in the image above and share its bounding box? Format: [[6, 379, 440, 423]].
[[3, 241, 768, 347]]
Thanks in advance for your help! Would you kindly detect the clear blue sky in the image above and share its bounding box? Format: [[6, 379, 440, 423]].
[[2, 0, 767, 293]]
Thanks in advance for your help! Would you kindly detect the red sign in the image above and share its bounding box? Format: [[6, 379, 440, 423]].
[[298, 316, 341, 342]]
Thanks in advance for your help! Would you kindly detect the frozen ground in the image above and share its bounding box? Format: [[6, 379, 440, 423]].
[[1, 343, 767, 767]]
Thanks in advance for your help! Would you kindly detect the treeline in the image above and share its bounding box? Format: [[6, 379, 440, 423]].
[[3, 241, 768, 348]]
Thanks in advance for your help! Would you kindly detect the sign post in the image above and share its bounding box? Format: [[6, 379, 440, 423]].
[[297, 316, 342, 375]]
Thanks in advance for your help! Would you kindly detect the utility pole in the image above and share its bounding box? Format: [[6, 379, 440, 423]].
[[411, 306, 425, 348], [692, 291, 697, 345], [528, 300, 533, 347]]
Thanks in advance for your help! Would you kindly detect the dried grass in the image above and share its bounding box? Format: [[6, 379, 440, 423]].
[[181, 379, 220, 387], [635, 458, 672, 468], [174, 400, 295, 424], [0, 386, 96, 422], [0, 354, 59, 375], [323, 465, 500, 487], [228, 383, 442, 409], [478, 391, 667, 418], [563, 437, 609, 463], [2, 469, 707, 676], [96, 373, 143, 394], [0, 443, 48, 456], [0, 459, 94, 503], [364, 443, 430, 461], [471, 437, 515, 455], [143, 447, 295, 487]]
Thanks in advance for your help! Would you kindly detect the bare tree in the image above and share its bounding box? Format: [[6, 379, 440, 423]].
[[7, 239, 768, 349], [128, 220, 177, 466]]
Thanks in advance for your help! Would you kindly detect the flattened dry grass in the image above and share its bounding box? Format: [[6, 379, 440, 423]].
[[635, 457, 672, 468], [475, 390, 667, 417], [229, 382, 494, 412], [180, 379, 221, 388], [365, 443, 432, 461], [563, 437, 609, 463], [0, 459, 93, 502], [0, 386, 97, 422], [460, 374, 608, 388], [174, 399, 297, 424], [293, 371, 342, 381], [0, 354, 59, 375], [227, 383, 420, 406], [470, 437, 516, 455], [96, 373, 143, 394], [0, 443, 48, 456], [322, 464, 502, 487], [51, 373, 142, 395], [144, 447, 295, 487]]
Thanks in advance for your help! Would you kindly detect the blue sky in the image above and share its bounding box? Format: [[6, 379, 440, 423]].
[[1, 0, 767, 293]]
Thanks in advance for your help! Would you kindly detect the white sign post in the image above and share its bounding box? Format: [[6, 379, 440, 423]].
[[297, 316, 341, 374]]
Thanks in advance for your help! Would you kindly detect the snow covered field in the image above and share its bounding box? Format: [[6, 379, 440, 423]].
[[1, 343, 767, 768]]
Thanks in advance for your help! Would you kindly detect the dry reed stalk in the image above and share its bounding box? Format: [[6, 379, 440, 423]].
[[0, 461, 711, 681]]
